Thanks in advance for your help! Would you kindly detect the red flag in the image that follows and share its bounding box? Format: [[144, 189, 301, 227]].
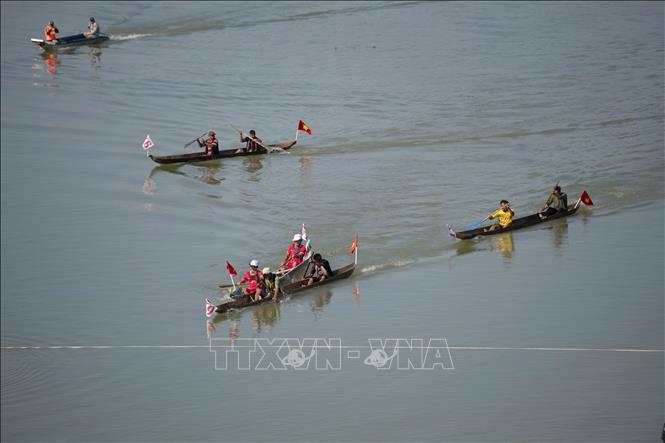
[[225, 261, 237, 277], [580, 191, 594, 206], [142, 135, 154, 150], [297, 120, 312, 135], [205, 299, 217, 318], [348, 233, 359, 255]]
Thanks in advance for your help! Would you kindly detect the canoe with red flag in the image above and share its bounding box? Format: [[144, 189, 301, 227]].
[[449, 191, 594, 240], [149, 140, 297, 165]]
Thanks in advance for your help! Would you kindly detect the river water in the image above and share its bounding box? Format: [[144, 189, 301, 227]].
[[1, 2, 663, 442]]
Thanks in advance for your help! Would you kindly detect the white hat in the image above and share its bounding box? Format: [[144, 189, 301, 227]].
[[292, 234, 302, 242], [262, 267, 271, 274], [249, 259, 259, 267]]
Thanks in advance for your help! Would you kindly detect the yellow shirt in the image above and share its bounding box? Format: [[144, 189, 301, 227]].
[[491, 208, 513, 227]]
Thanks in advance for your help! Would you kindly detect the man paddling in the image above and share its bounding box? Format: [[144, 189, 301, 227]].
[[44, 21, 59, 41], [306, 253, 334, 286], [539, 185, 568, 219], [238, 259, 265, 302], [279, 234, 307, 272], [197, 130, 219, 157], [485, 200, 514, 232], [236, 129, 264, 154]]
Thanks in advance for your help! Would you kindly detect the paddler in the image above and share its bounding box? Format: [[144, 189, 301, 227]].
[[279, 234, 307, 272], [236, 129, 264, 154], [306, 253, 334, 286], [83, 17, 100, 38], [262, 267, 280, 300], [484, 200, 514, 232], [539, 185, 568, 219], [197, 130, 219, 157], [238, 259, 264, 302], [44, 21, 59, 42]]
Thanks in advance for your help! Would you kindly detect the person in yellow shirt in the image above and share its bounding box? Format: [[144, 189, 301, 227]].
[[485, 200, 514, 232]]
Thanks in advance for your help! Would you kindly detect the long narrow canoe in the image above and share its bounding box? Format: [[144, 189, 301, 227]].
[[450, 204, 580, 240], [31, 33, 109, 49], [149, 140, 297, 165], [212, 262, 355, 314]]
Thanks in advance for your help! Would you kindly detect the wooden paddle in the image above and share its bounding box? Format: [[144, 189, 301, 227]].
[[183, 131, 208, 149]]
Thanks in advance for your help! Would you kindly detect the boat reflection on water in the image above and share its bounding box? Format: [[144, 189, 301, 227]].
[[41, 51, 59, 74], [89, 46, 101, 68], [489, 232, 514, 262], [243, 156, 264, 180], [309, 289, 333, 320], [207, 280, 359, 339], [352, 282, 361, 305], [192, 163, 224, 186]]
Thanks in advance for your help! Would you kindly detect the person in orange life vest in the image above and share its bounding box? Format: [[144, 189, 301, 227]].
[[197, 130, 219, 156], [238, 259, 264, 302], [236, 129, 264, 154], [44, 21, 59, 41], [280, 234, 307, 271]]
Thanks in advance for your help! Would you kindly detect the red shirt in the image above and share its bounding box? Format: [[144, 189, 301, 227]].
[[240, 270, 263, 292], [284, 243, 307, 269]]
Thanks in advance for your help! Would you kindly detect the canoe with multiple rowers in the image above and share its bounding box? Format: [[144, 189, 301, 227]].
[[144, 120, 312, 165], [31, 17, 109, 50], [448, 185, 594, 240], [205, 232, 359, 317]]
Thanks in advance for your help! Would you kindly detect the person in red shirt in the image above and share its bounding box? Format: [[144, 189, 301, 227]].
[[197, 130, 219, 157], [44, 21, 59, 41], [279, 234, 307, 272], [238, 259, 264, 301]]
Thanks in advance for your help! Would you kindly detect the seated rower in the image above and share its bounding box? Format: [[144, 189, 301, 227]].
[[197, 130, 219, 157], [485, 200, 514, 232], [279, 234, 307, 272], [539, 186, 568, 219], [236, 129, 264, 154], [238, 259, 265, 302], [262, 267, 280, 300], [44, 20, 59, 42], [306, 253, 334, 286], [83, 17, 100, 38]]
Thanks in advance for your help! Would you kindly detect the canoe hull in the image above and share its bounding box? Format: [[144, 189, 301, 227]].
[[214, 262, 355, 314], [149, 140, 297, 165], [453, 205, 580, 240], [31, 34, 109, 49]]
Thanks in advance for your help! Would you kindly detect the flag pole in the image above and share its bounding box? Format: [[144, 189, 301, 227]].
[[229, 274, 236, 291], [354, 245, 358, 265]]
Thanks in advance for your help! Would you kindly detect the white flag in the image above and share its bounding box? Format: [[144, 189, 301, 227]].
[[142, 135, 154, 150], [205, 299, 216, 318], [301, 223, 308, 240]]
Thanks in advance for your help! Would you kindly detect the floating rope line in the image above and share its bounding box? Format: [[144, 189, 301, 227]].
[[0, 345, 662, 352]]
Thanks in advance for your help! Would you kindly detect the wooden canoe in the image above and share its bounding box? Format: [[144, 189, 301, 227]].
[[213, 262, 355, 314], [31, 33, 109, 49], [451, 204, 580, 240], [148, 140, 297, 165]]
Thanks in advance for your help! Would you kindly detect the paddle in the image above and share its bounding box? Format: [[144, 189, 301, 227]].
[[183, 131, 208, 149], [467, 216, 490, 231]]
